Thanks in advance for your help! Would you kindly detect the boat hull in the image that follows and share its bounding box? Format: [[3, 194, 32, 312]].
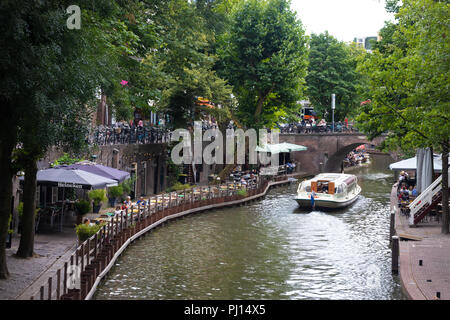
[[294, 195, 359, 209]]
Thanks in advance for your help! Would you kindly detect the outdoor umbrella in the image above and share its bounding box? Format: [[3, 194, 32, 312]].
[[58, 160, 130, 183], [255, 142, 307, 153], [255, 142, 307, 167], [20, 168, 118, 231], [389, 154, 449, 173], [30, 167, 119, 189]]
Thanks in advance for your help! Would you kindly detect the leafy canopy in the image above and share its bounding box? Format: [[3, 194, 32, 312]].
[[306, 32, 362, 122], [356, 0, 449, 152], [218, 0, 308, 128]]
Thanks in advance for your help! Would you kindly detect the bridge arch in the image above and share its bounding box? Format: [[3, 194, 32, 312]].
[[323, 142, 367, 173], [279, 133, 385, 174]]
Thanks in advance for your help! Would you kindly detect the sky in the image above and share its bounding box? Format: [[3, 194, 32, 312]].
[[290, 0, 396, 42]]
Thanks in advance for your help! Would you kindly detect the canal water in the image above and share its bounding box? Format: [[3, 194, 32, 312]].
[[94, 154, 406, 300]]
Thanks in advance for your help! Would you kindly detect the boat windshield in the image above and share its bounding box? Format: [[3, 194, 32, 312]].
[[298, 181, 311, 192]]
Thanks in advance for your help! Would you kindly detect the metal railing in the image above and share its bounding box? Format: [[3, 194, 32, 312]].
[[89, 126, 171, 146], [88, 123, 361, 147], [278, 123, 359, 134]]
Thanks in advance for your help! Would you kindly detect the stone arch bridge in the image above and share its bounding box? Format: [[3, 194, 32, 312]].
[[279, 133, 386, 174]]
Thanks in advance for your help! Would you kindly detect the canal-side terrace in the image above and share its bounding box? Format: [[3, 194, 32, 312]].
[[11, 170, 307, 300]]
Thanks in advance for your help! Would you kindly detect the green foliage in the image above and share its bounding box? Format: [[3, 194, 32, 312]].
[[17, 202, 23, 218], [75, 200, 91, 216], [76, 223, 104, 243], [218, 0, 308, 128], [306, 32, 361, 122], [88, 189, 107, 206], [168, 182, 192, 192], [166, 157, 183, 187], [145, 0, 233, 128], [7, 214, 13, 235], [51, 153, 83, 167], [108, 185, 124, 199], [120, 177, 135, 196], [236, 189, 248, 197], [355, 0, 449, 153]]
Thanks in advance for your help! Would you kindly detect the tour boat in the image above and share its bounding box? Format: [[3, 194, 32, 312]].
[[294, 173, 361, 209]]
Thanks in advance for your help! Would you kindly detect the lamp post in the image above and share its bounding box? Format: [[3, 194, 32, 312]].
[[331, 93, 335, 132]]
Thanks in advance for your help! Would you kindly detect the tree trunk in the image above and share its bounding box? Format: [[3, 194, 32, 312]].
[[0, 125, 16, 279], [254, 88, 273, 122], [441, 139, 449, 234], [16, 159, 38, 258]]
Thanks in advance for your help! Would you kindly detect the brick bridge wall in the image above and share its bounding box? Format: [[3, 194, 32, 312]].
[[279, 133, 385, 174]]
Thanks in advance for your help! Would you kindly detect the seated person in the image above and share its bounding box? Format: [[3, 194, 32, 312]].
[[412, 185, 418, 197], [124, 196, 133, 207], [136, 196, 148, 206], [401, 187, 409, 201], [114, 205, 122, 216], [83, 218, 95, 226], [286, 162, 294, 173]]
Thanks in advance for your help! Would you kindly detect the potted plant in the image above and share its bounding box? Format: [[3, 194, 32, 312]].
[[108, 185, 123, 207], [237, 189, 248, 199], [75, 223, 104, 243], [74, 199, 91, 224], [88, 189, 107, 213]]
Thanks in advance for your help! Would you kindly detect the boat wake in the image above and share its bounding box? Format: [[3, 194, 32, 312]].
[[362, 173, 392, 180]]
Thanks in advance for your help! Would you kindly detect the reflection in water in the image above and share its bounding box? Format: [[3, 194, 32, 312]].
[[95, 154, 406, 300]]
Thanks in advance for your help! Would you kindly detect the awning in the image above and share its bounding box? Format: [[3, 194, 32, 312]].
[[389, 154, 449, 172]]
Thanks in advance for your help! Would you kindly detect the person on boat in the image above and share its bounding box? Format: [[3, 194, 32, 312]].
[[310, 190, 316, 209]]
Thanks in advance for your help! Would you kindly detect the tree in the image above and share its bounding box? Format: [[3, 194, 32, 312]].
[[0, 0, 145, 273], [306, 32, 360, 122], [356, 0, 449, 233], [218, 0, 308, 129], [143, 0, 233, 128]]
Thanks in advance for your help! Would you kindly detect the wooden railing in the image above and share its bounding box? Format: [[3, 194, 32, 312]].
[[27, 173, 291, 300]]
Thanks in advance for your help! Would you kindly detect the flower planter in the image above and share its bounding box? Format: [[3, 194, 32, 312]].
[[92, 204, 102, 214]]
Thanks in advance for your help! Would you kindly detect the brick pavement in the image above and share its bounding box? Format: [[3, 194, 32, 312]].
[[0, 228, 77, 300], [391, 183, 450, 300]]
